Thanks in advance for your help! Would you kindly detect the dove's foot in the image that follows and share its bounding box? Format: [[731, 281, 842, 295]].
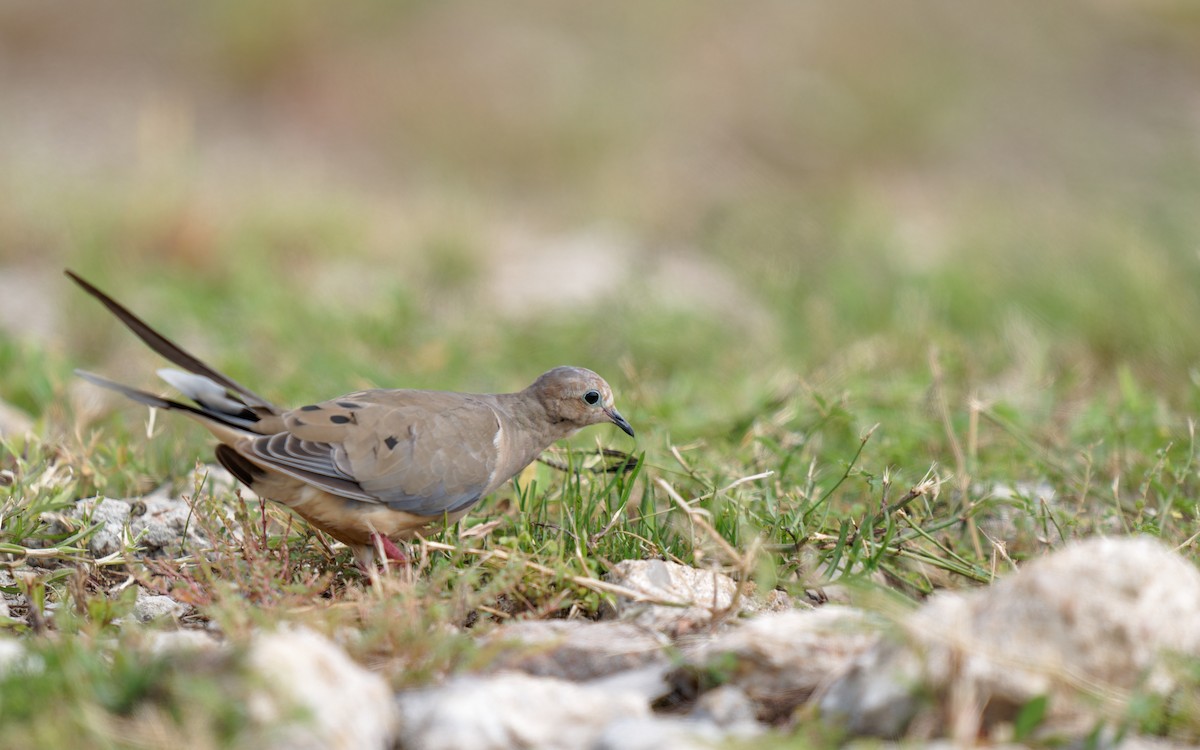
[[373, 532, 409, 564], [351, 534, 411, 575]]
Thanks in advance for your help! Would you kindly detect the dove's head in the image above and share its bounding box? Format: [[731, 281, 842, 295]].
[[530, 366, 634, 437]]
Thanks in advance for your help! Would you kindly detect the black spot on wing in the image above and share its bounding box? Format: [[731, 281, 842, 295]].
[[384, 435, 399, 450], [300, 404, 320, 412], [337, 401, 362, 409], [330, 414, 353, 424]]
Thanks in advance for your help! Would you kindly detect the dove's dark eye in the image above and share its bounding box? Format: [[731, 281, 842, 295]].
[[583, 390, 601, 405]]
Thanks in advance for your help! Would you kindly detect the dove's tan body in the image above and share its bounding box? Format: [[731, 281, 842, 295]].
[[67, 271, 634, 568], [197, 388, 596, 553], [283, 484, 469, 548]]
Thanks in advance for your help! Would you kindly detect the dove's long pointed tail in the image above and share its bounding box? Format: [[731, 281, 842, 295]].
[[74, 369, 262, 437], [64, 270, 274, 410]]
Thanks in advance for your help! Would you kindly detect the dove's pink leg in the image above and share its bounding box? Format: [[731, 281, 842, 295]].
[[372, 532, 409, 563]]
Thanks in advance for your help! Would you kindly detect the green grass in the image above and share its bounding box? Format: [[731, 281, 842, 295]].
[[8, 198, 1200, 743], [6, 235, 1200, 742]]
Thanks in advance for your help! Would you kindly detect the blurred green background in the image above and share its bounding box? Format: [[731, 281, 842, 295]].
[[4, 0, 1200, 455]]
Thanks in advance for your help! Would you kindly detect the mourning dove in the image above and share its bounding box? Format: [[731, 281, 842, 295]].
[[66, 271, 634, 568]]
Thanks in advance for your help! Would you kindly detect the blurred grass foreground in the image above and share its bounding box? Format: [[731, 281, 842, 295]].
[[5, 0, 1200, 745]]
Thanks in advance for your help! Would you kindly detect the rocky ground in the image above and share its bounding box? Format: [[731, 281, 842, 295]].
[[3, 468, 1199, 749]]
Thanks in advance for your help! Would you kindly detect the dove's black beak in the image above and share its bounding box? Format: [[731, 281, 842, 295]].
[[606, 407, 635, 438]]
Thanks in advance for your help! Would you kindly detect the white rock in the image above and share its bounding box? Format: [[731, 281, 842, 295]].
[[594, 715, 761, 750], [75, 497, 133, 556], [247, 626, 398, 750], [69, 492, 217, 558], [604, 559, 790, 634], [673, 607, 876, 722], [131, 490, 215, 554], [144, 629, 222, 655], [396, 672, 647, 750], [589, 664, 673, 705], [0, 638, 28, 673], [692, 685, 758, 727], [0, 570, 17, 619], [1113, 737, 1200, 750], [817, 628, 925, 739], [821, 536, 1200, 739], [483, 620, 670, 680], [133, 588, 188, 623]]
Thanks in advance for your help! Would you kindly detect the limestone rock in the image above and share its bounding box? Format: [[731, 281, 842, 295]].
[[74, 497, 133, 556], [68, 492, 214, 558], [132, 488, 216, 552], [145, 629, 222, 655], [396, 672, 647, 750], [483, 620, 670, 681], [692, 685, 758, 727], [604, 559, 791, 634], [668, 607, 876, 722], [588, 664, 674, 705], [593, 714, 761, 750], [132, 588, 188, 624], [247, 626, 398, 750], [821, 536, 1200, 740], [0, 638, 27, 673]]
